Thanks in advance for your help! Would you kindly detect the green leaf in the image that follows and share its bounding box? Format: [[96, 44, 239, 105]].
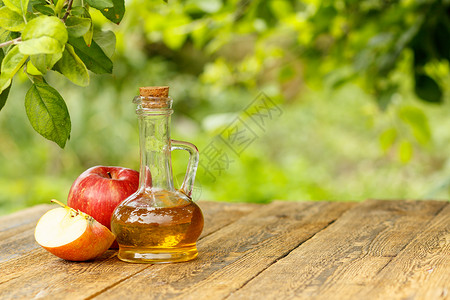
[[379, 128, 397, 153], [30, 52, 62, 74], [68, 7, 94, 45], [93, 29, 115, 58], [190, 21, 209, 48], [19, 36, 66, 55], [414, 73, 443, 104], [398, 105, 431, 146], [0, 6, 25, 31], [56, 44, 89, 86], [0, 76, 11, 93], [0, 28, 14, 43], [98, 0, 125, 24], [3, 0, 28, 15], [269, 0, 291, 18], [398, 140, 413, 164], [83, 22, 94, 46], [33, 4, 55, 16], [25, 82, 71, 148], [69, 36, 113, 74], [0, 83, 11, 111], [0, 45, 28, 92], [29, 0, 47, 6], [1, 45, 27, 74], [65, 16, 91, 38], [70, 6, 88, 16], [26, 60, 43, 75], [376, 85, 398, 111], [163, 25, 188, 50], [54, 0, 64, 15], [86, 0, 113, 10], [0, 49, 11, 111], [0, 48, 4, 68], [376, 53, 397, 75], [19, 16, 68, 55]]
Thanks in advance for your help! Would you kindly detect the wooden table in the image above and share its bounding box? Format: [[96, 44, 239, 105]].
[[1, 200, 449, 299]]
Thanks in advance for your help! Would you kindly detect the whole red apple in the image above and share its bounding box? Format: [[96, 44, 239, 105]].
[[67, 166, 139, 232]]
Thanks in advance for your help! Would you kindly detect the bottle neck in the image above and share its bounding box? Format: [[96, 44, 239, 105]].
[[137, 111, 174, 192]]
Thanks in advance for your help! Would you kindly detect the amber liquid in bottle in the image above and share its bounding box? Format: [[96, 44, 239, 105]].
[[112, 190, 204, 263], [111, 86, 203, 264]]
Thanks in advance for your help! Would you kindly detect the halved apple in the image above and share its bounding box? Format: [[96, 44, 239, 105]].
[[35, 200, 115, 261]]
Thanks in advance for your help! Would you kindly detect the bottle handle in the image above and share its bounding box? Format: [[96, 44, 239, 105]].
[[171, 139, 199, 198]]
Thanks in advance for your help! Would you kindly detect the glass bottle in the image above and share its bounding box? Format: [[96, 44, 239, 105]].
[[111, 86, 204, 264]]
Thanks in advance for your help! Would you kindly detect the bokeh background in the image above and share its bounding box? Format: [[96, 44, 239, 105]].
[[1, 0, 450, 215]]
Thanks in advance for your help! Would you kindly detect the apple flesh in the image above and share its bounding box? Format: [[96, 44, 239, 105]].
[[35, 200, 115, 261], [67, 166, 139, 232]]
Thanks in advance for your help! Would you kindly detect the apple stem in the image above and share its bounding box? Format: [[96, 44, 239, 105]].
[[51, 199, 68, 208], [107, 172, 112, 179], [51, 199, 84, 219]]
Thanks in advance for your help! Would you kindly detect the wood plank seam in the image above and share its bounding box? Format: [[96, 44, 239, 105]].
[[372, 257, 395, 277], [84, 204, 266, 300], [85, 265, 152, 300], [84, 207, 261, 299], [223, 200, 447, 300], [64, 202, 259, 300], [0, 202, 257, 268], [373, 202, 449, 277], [223, 216, 344, 300], [359, 201, 450, 299], [199, 206, 260, 239], [3, 201, 446, 300], [82, 202, 354, 300], [0, 248, 40, 268]]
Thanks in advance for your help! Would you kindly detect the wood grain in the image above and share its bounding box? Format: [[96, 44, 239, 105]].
[[0, 201, 256, 263], [1, 200, 448, 300], [0, 201, 257, 300], [93, 201, 355, 300], [354, 201, 450, 299], [197, 201, 260, 238], [0, 204, 52, 240], [0, 204, 53, 263], [227, 200, 447, 300]]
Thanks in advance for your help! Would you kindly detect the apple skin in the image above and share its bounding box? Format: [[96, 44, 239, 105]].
[[38, 213, 115, 261], [67, 166, 139, 232], [35, 201, 116, 261]]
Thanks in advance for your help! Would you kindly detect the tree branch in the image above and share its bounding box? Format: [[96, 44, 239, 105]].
[[0, 37, 22, 48], [62, 0, 74, 22]]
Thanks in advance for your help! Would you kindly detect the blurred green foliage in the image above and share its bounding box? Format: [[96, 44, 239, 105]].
[[1, 0, 450, 215]]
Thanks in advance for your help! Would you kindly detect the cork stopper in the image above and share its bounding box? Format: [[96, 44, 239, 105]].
[[139, 86, 169, 98], [138, 86, 171, 109]]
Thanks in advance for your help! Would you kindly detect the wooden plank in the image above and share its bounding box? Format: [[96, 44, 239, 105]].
[[197, 201, 260, 238], [0, 204, 52, 240], [0, 201, 257, 263], [92, 201, 355, 300], [353, 201, 450, 299], [0, 204, 53, 263], [0, 201, 257, 300], [0, 227, 40, 263], [226, 200, 447, 300], [0, 204, 52, 227]]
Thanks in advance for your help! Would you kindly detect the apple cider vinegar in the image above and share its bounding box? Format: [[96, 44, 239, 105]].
[[111, 86, 204, 263], [111, 191, 203, 263]]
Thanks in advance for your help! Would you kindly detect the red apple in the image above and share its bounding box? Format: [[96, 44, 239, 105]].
[[35, 200, 115, 261], [67, 166, 139, 232]]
